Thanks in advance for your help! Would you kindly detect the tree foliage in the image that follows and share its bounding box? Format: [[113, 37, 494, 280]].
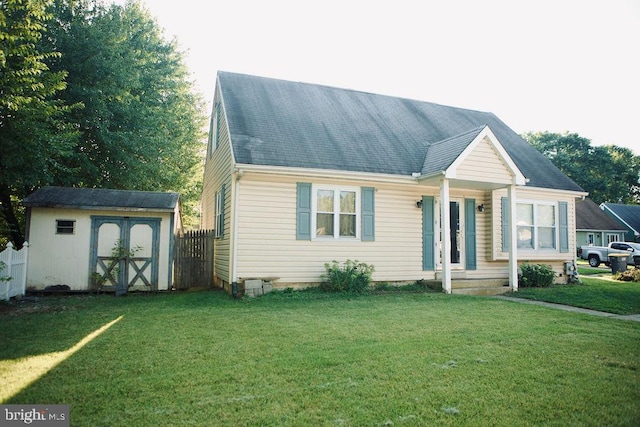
[[522, 131, 640, 205], [44, 0, 206, 225], [0, 0, 77, 248], [0, 0, 206, 246]]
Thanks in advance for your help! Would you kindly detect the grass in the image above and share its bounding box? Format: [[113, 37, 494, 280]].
[[1, 290, 639, 426], [511, 275, 640, 315]]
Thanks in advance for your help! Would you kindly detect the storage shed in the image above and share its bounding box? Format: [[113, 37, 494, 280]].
[[23, 187, 182, 295]]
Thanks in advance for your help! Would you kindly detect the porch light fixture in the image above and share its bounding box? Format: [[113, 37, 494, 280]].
[[416, 200, 423, 208], [477, 204, 485, 213]]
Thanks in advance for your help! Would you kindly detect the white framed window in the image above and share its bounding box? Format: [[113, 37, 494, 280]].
[[516, 202, 557, 250], [312, 185, 360, 239], [214, 185, 225, 238], [607, 234, 620, 244], [587, 233, 595, 245]]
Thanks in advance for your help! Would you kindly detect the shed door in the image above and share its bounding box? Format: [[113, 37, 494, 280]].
[[90, 216, 161, 296]]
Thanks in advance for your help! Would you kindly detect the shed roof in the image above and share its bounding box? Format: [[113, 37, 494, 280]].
[[218, 71, 583, 192], [576, 199, 626, 231], [23, 187, 180, 212]]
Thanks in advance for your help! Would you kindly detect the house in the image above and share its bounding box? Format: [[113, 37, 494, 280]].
[[23, 187, 182, 295], [201, 71, 586, 295], [576, 199, 626, 248], [600, 203, 640, 242]]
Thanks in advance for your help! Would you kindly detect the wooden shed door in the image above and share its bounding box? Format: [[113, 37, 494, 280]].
[[90, 216, 161, 296]]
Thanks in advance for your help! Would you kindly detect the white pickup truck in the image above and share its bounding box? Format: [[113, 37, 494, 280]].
[[578, 242, 640, 267]]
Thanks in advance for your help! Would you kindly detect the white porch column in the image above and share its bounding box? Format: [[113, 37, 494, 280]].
[[440, 178, 451, 294], [508, 184, 518, 291]]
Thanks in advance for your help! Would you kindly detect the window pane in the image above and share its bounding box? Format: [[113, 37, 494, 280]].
[[538, 227, 556, 249], [340, 191, 356, 213], [317, 190, 334, 212], [517, 226, 534, 248], [316, 213, 334, 236], [516, 203, 533, 225], [339, 214, 356, 237], [537, 205, 555, 227]]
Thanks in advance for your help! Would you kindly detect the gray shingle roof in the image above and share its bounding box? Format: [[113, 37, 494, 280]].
[[23, 187, 179, 211], [602, 203, 640, 234], [218, 71, 583, 192], [576, 199, 626, 231], [420, 126, 485, 176]]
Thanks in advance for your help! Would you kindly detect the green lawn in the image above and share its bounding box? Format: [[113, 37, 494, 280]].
[[1, 290, 639, 426], [511, 276, 640, 315]]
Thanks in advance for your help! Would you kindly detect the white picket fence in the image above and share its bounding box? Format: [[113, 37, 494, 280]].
[[0, 242, 29, 301]]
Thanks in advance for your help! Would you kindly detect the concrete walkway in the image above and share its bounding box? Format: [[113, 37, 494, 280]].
[[494, 295, 640, 322]]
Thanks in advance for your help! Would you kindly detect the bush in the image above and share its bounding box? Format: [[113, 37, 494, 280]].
[[519, 263, 555, 288], [614, 268, 640, 282], [321, 260, 375, 293]]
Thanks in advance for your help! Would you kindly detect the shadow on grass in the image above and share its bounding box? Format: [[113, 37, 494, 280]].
[[0, 316, 123, 403]]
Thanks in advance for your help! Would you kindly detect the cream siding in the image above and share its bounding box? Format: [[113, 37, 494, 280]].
[[236, 175, 432, 285], [201, 89, 234, 285], [230, 172, 579, 288], [27, 208, 176, 291], [455, 138, 513, 184], [235, 174, 515, 286]]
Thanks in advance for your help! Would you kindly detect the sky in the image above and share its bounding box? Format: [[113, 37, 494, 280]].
[[121, 0, 639, 154]]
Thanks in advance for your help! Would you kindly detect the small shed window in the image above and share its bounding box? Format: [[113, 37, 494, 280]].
[[56, 220, 75, 234]]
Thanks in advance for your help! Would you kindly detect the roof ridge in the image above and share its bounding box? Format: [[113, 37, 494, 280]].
[[428, 125, 487, 147], [217, 71, 497, 116]]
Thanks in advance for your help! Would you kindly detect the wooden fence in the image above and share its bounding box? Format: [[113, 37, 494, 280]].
[[173, 230, 214, 290], [0, 242, 29, 301]]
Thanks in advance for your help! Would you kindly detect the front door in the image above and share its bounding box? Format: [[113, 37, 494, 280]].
[[448, 199, 464, 268], [90, 216, 160, 296]]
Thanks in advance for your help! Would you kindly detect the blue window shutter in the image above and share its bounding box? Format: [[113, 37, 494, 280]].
[[422, 196, 435, 271], [501, 197, 509, 252], [296, 183, 312, 240], [465, 199, 477, 270], [361, 187, 375, 241], [559, 201, 569, 253]]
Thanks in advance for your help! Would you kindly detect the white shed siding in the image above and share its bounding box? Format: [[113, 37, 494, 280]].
[[455, 138, 512, 184], [27, 208, 175, 291]]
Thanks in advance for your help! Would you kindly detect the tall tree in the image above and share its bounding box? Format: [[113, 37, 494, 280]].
[[523, 131, 640, 204], [0, 0, 77, 248], [44, 0, 206, 227]]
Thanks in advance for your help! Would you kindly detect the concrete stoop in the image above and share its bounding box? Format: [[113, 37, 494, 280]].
[[451, 279, 511, 296]]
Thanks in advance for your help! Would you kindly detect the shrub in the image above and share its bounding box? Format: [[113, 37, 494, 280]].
[[614, 268, 640, 282], [518, 263, 555, 288], [321, 260, 375, 293]]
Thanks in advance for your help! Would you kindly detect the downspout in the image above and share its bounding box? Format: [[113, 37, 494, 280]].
[[231, 168, 242, 296]]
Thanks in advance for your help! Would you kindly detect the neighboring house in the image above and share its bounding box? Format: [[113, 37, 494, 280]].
[[23, 187, 182, 295], [600, 203, 640, 242], [576, 199, 626, 248], [201, 72, 586, 295]]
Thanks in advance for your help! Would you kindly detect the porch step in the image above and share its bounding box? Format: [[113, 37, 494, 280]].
[[451, 279, 511, 296]]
